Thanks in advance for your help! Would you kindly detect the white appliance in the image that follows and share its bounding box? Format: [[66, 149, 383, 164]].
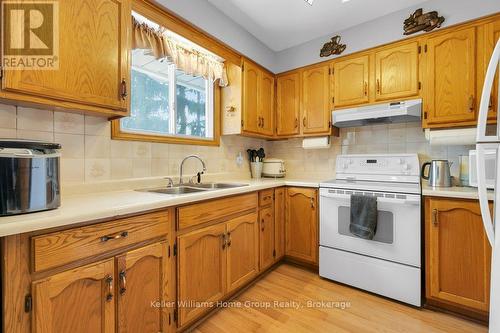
[[262, 158, 286, 178], [319, 154, 421, 306], [332, 99, 421, 128], [476, 38, 500, 333], [469, 148, 496, 189]]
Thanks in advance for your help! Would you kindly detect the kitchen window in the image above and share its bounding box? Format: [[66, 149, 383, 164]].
[[112, 12, 225, 146]]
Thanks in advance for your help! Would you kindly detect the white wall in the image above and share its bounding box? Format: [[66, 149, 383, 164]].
[[274, 0, 500, 73], [154, 0, 276, 71]]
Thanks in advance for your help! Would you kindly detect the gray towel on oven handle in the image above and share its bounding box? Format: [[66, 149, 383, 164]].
[[349, 194, 378, 240]]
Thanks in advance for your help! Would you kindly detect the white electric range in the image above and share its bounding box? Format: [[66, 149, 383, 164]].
[[319, 154, 422, 306]]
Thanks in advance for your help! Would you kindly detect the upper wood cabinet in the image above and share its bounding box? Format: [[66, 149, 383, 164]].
[[32, 259, 116, 333], [285, 187, 318, 266], [302, 64, 332, 135], [242, 61, 261, 134], [480, 20, 500, 121], [423, 27, 477, 127], [177, 223, 226, 327], [333, 55, 369, 107], [259, 71, 275, 136], [374, 42, 419, 101], [1, 0, 131, 117], [222, 60, 275, 138], [276, 72, 301, 136], [425, 197, 491, 318], [226, 213, 259, 293], [116, 242, 170, 333]]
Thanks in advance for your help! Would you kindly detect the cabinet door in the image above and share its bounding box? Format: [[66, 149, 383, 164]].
[[424, 28, 476, 126], [226, 213, 259, 293], [274, 187, 286, 260], [285, 187, 318, 265], [426, 198, 491, 313], [333, 55, 369, 107], [302, 65, 332, 134], [3, 0, 130, 112], [177, 223, 226, 327], [242, 61, 260, 133], [481, 21, 500, 121], [116, 241, 171, 333], [276, 72, 301, 136], [259, 71, 275, 136], [32, 259, 115, 333], [375, 42, 419, 101], [259, 206, 275, 271]]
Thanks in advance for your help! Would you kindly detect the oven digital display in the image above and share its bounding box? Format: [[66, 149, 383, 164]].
[[366, 159, 377, 164]]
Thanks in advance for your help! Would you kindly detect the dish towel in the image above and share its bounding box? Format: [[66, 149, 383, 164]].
[[350, 194, 378, 240]]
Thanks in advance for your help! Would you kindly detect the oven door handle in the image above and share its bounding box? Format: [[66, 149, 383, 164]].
[[320, 193, 420, 205]]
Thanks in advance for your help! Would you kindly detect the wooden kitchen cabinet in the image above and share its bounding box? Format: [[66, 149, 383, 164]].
[[423, 27, 477, 127], [32, 259, 116, 333], [374, 42, 419, 101], [226, 213, 259, 292], [333, 55, 369, 107], [259, 71, 275, 136], [302, 64, 332, 135], [116, 241, 170, 333], [259, 206, 275, 271], [425, 197, 491, 319], [285, 187, 318, 265], [242, 60, 261, 134], [0, 0, 131, 117], [276, 72, 301, 136], [177, 223, 227, 326], [274, 187, 286, 260], [480, 20, 500, 121]]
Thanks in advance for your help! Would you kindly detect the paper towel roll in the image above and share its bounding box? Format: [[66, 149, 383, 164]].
[[424, 128, 476, 146], [302, 136, 331, 149]]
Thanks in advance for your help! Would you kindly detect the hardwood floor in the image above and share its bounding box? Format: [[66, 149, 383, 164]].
[[193, 264, 488, 333]]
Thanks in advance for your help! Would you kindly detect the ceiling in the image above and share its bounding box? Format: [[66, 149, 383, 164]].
[[205, 0, 428, 51]]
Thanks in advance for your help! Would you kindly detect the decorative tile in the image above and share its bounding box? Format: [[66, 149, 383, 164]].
[[85, 159, 111, 182]]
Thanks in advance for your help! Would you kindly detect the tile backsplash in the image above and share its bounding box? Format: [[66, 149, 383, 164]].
[[269, 122, 473, 181], [0, 104, 472, 186], [0, 104, 268, 184]]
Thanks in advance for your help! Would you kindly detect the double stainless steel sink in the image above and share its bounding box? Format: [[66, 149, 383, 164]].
[[138, 182, 249, 195]]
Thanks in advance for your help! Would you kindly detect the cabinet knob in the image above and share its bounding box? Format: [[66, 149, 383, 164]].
[[432, 209, 439, 226], [120, 79, 127, 100]]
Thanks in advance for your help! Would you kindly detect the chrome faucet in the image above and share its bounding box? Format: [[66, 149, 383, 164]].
[[179, 155, 207, 185]]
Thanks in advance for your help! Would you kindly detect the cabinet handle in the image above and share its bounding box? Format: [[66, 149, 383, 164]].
[[468, 95, 475, 112], [432, 209, 439, 226], [310, 197, 315, 209], [227, 232, 232, 247], [261, 218, 265, 231], [364, 82, 368, 96], [105, 275, 113, 301], [295, 117, 299, 128], [120, 79, 127, 100], [101, 231, 128, 242], [261, 117, 265, 128], [119, 270, 127, 295], [221, 233, 226, 249], [303, 117, 306, 127], [376, 79, 380, 93]]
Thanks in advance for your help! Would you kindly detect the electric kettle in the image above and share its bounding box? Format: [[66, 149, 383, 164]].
[[421, 160, 452, 187]]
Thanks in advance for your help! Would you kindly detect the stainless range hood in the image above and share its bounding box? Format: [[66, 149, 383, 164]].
[[332, 99, 422, 128]]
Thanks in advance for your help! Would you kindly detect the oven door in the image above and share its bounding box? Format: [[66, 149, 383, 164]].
[[319, 187, 421, 267]]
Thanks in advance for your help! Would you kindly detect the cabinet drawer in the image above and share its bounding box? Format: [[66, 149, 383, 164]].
[[32, 210, 169, 272], [178, 193, 258, 230], [259, 189, 274, 207]]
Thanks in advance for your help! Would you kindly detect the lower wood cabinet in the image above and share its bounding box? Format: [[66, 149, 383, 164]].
[[285, 187, 318, 265], [32, 259, 116, 333], [259, 205, 275, 271], [425, 197, 491, 319], [177, 212, 258, 328]]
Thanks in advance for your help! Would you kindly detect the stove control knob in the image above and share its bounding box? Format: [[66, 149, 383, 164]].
[[343, 163, 348, 169], [399, 158, 405, 164], [402, 163, 410, 171]]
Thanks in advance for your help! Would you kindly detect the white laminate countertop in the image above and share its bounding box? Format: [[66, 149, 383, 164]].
[[0, 178, 320, 237], [422, 183, 494, 201]]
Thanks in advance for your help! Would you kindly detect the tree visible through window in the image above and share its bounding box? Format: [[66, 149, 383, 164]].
[[120, 49, 214, 140]]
